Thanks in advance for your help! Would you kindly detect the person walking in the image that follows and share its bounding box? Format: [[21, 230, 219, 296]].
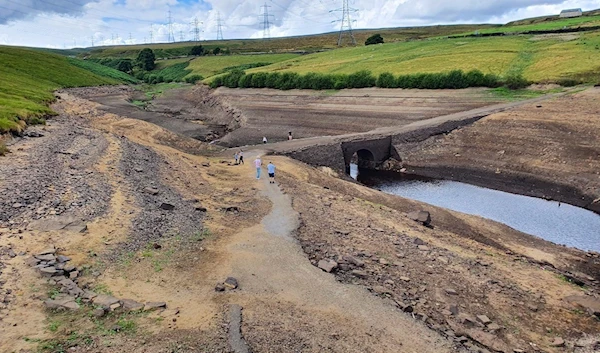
[[234, 152, 239, 165], [254, 156, 262, 179], [267, 161, 276, 184], [262, 136, 268, 144], [238, 150, 244, 164]]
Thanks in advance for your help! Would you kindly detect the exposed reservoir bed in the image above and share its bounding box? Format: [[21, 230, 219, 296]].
[[353, 166, 600, 252]]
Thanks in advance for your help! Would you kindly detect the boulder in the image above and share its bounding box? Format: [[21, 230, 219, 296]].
[[143, 187, 159, 195], [35, 254, 56, 262], [144, 302, 167, 311], [445, 288, 458, 296], [550, 337, 565, 347], [224, 277, 238, 289], [476, 315, 492, 325], [93, 308, 106, 317], [44, 297, 79, 311], [56, 255, 71, 263], [343, 255, 365, 267], [121, 299, 144, 311], [318, 260, 338, 273], [407, 211, 431, 226], [351, 270, 368, 279], [93, 294, 120, 309], [564, 295, 600, 318], [159, 203, 175, 211]]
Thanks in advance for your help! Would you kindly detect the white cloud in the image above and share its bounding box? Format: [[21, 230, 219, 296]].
[[0, 0, 598, 48]]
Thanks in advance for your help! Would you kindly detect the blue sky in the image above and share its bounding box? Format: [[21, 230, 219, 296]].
[[0, 0, 599, 48]]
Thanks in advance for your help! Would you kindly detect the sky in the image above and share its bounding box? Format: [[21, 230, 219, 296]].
[[0, 0, 599, 48]]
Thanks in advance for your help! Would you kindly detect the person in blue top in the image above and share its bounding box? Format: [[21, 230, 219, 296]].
[[267, 162, 276, 184]]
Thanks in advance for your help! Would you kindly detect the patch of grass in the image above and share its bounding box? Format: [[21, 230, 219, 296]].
[[487, 87, 546, 100], [115, 318, 137, 333], [67, 58, 139, 84], [0, 141, 9, 156], [136, 82, 183, 100], [147, 62, 192, 82], [130, 100, 147, 108], [47, 288, 61, 300], [47, 321, 60, 332], [192, 228, 211, 242], [93, 284, 113, 295], [187, 54, 299, 79]]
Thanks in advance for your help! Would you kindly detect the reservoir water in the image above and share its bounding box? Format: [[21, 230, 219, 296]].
[[351, 165, 600, 252]]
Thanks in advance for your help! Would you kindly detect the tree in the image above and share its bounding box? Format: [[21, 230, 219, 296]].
[[117, 59, 133, 73], [136, 48, 156, 71], [365, 34, 384, 46], [213, 47, 221, 55], [190, 45, 204, 56]]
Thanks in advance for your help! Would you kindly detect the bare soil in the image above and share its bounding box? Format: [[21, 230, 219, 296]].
[[0, 87, 598, 353], [208, 87, 503, 147]]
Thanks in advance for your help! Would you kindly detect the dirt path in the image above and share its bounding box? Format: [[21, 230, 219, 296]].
[[213, 151, 453, 352]]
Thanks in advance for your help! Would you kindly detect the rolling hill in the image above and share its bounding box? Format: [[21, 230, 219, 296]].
[[0, 46, 136, 135]]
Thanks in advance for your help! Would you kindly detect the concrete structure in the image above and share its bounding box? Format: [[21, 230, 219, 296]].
[[560, 8, 583, 18]]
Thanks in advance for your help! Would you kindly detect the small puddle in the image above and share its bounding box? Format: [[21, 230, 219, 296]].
[[352, 165, 600, 252]]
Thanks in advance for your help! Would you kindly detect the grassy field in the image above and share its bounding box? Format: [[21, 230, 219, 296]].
[[0, 46, 129, 135], [185, 53, 300, 79], [237, 32, 600, 83], [454, 14, 600, 36]]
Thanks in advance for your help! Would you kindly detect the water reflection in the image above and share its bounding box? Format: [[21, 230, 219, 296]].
[[356, 169, 600, 252]]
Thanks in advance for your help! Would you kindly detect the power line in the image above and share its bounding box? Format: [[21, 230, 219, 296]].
[[216, 12, 224, 40], [332, 0, 357, 46], [260, 3, 274, 39]]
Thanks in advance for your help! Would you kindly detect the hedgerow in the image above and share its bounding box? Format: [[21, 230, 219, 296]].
[[209, 69, 518, 90]]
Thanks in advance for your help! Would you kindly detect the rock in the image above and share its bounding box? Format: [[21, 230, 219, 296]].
[[408, 210, 431, 226], [564, 295, 600, 318], [396, 301, 413, 313], [39, 267, 58, 275], [201, 162, 210, 167], [44, 297, 79, 311], [527, 304, 538, 312], [56, 255, 71, 263], [37, 247, 57, 255], [318, 259, 338, 273], [215, 283, 226, 292], [445, 288, 458, 296], [134, 167, 144, 172], [24, 130, 44, 138], [550, 337, 565, 347], [418, 245, 430, 251], [93, 294, 120, 309], [93, 308, 106, 317], [487, 323, 501, 331], [144, 302, 167, 311], [224, 277, 238, 289], [476, 315, 492, 325], [69, 271, 79, 279], [449, 305, 459, 315], [343, 255, 365, 267], [63, 264, 76, 272], [81, 290, 97, 301], [399, 276, 410, 282], [109, 302, 121, 311], [195, 205, 207, 212], [466, 328, 510, 352], [121, 299, 144, 311], [159, 203, 175, 211], [143, 187, 159, 195], [413, 238, 425, 246], [64, 221, 87, 233], [373, 286, 392, 295], [35, 254, 56, 261], [351, 270, 368, 279], [441, 309, 453, 316], [379, 258, 389, 265]]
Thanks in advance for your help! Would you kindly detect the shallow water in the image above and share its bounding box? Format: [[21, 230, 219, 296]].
[[352, 165, 600, 252]]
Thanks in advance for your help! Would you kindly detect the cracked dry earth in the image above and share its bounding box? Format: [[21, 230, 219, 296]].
[[0, 90, 598, 353]]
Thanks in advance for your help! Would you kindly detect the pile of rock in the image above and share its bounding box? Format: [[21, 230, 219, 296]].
[[29, 246, 167, 315]]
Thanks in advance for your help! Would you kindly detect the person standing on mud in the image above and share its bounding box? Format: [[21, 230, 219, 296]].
[[267, 161, 276, 184], [263, 136, 268, 144], [254, 156, 262, 179], [288, 131, 293, 141], [238, 150, 244, 164], [234, 152, 239, 165]]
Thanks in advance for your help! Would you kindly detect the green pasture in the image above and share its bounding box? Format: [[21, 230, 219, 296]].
[[186, 53, 300, 79]]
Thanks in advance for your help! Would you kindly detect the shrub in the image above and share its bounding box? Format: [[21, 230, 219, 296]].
[[190, 45, 204, 56], [184, 74, 204, 84], [504, 74, 529, 89], [346, 70, 376, 88], [277, 72, 301, 90], [238, 73, 254, 88], [556, 78, 580, 87], [223, 69, 245, 88], [265, 72, 281, 88], [136, 48, 156, 71], [376, 72, 396, 88], [251, 72, 268, 88], [365, 34, 384, 46]]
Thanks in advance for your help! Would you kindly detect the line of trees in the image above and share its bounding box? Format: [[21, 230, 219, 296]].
[[210, 69, 529, 90]]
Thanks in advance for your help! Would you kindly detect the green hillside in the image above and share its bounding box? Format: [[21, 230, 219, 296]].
[[0, 46, 130, 135], [238, 31, 600, 83]]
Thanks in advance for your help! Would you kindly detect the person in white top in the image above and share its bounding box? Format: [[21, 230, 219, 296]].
[[254, 156, 262, 179], [262, 136, 267, 144]]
